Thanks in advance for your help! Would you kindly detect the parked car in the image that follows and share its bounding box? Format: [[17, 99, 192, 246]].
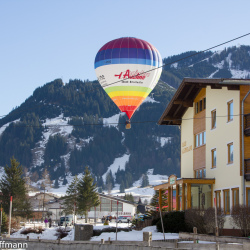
[[59, 215, 76, 226], [116, 216, 132, 223]]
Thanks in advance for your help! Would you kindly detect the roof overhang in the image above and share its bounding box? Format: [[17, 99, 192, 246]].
[[158, 78, 249, 126], [154, 178, 215, 190]]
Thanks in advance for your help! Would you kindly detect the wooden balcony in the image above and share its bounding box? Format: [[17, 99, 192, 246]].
[[245, 159, 250, 181], [245, 113, 250, 136]]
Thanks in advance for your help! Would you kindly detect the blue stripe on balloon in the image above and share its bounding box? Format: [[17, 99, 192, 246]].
[[94, 58, 160, 69], [94, 48, 161, 64]]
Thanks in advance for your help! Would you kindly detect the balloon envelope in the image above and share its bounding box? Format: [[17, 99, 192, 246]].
[[94, 37, 162, 120]]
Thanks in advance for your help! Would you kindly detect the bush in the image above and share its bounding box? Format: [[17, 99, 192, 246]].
[[185, 208, 225, 235], [54, 228, 70, 239], [231, 205, 250, 237], [156, 211, 191, 233], [21, 227, 44, 235]]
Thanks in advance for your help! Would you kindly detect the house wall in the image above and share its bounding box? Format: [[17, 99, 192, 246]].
[[181, 107, 194, 178], [206, 86, 242, 203], [88, 201, 136, 219]]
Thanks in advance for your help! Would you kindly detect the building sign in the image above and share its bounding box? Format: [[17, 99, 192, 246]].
[[118, 212, 131, 215], [181, 141, 192, 154], [169, 175, 176, 185]]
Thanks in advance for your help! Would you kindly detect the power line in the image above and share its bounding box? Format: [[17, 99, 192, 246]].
[[0, 113, 248, 129], [101, 32, 250, 88], [1, 32, 250, 119]]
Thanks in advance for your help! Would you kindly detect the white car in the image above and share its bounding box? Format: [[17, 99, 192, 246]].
[[116, 216, 131, 223]]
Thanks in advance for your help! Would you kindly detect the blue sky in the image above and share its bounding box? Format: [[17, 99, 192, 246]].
[[1, 0, 250, 117]]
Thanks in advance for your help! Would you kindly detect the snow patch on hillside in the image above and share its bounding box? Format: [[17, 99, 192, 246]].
[[143, 96, 160, 104], [102, 154, 130, 181], [103, 113, 125, 128], [31, 114, 73, 167], [230, 69, 250, 78], [0, 119, 20, 136], [208, 69, 219, 78], [171, 62, 178, 68], [158, 137, 172, 147]]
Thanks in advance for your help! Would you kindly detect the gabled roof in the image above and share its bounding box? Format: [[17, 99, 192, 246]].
[[99, 193, 137, 206], [158, 78, 250, 126]]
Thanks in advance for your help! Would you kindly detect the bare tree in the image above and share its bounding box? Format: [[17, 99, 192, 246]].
[[231, 205, 250, 237]]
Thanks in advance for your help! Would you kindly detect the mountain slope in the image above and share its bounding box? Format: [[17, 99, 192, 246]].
[[1, 45, 250, 191]]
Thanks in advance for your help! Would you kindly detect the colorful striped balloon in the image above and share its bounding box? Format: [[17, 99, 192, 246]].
[[94, 37, 162, 121]]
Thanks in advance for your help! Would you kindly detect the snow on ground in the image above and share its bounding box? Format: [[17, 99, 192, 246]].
[[108, 169, 168, 203], [10, 224, 177, 242], [102, 154, 130, 182], [103, 113, 125, 128], [91, 225, 178, 242]]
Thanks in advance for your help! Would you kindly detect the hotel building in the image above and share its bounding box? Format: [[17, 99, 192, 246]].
[[155, 78, 250, 229]]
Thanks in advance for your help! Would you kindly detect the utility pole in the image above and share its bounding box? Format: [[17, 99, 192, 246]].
[[0, 203, 2, 237], [8, 196, 12, 236], [42, 186, 46, 219]]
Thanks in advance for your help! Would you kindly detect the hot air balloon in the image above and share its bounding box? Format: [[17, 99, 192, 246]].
[[94, 37, 162, 129]]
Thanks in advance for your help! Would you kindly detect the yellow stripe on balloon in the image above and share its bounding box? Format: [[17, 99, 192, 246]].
[[108, 91, 149, 99]]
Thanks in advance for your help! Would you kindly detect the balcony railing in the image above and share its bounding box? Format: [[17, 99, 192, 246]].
[[245, 159, 250, 181], [245, 113, 250, 136]]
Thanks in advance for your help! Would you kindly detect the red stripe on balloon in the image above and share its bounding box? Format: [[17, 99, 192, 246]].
[[119, 105, 137, 120], [98, 37, 157, 52]]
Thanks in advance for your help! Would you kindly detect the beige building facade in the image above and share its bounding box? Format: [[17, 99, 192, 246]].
[[155, 78, 250, 230]]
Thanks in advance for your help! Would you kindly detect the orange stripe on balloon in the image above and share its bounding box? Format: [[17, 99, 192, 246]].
[[111, 96, 145, 107]]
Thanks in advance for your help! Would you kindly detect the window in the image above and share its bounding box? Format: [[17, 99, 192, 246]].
[[215, 190, 221, 210], [195, 98, 206, 114], [211, 149, 217, 168], [227, 142, 233, 164], [195, 170, 199, 178], [223, 189, 230, 214], [247, 188, 250, 207], [195, 102, 199, 114], [194, 168, 206, 178], [178, 184, 182, 211], [211, 110, 216, 129], [203, 169, 206, 177], [195, 131, 206, 147], [232, 188, 239, 209], [199, 100, 203, 112], [227, 100, 233, 122]]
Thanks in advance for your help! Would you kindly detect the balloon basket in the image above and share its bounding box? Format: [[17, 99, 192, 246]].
[[125, 121, 131, 129]]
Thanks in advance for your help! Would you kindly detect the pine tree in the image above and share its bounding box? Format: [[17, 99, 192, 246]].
[[62, 176, 68, 185], [138, 197, 142, 204], [141, 173, 149, 187], [77, 166, 100, 222], [63, 176, 79, 215], [105, 170, 114, 192], [54, 178, 59, 189], [150, 190, 168, 212], [1, 210, 8, 233], [119, 180, 125, 193], [0, 157, 32, 217], [124, 193, 134, 202]]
